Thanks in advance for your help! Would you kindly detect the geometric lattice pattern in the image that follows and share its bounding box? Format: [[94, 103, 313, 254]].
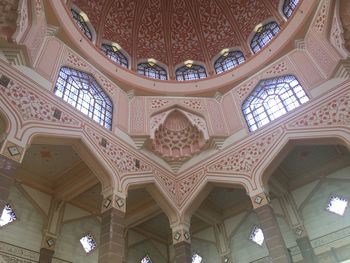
[[176, 64, 207, 81], [101, 44, 128, 68], [250, 22, 280, 54], [214, 50, 245, 74], [137, 63, 168, 80], [326, 195, 348, 216], [0, 204, 17, 227], [242, 75, 309, 131], [249, 225, 264, 246], [71, 9, 92, 41], [54, 67, 113, 130], [283, 0, 299, 19], [79, 233, 97, 253]]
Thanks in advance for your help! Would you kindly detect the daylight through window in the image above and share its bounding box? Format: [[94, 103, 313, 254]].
[[242, 75, 309, 131], [54, 67, 113, 130], [0, 204, 17, 227], [250, 22, 280, 53], [71, 9, 92, 41]]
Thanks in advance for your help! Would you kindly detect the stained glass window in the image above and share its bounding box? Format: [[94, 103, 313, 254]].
[[141, 255, 153, 263], [176, 65, 207, 81], [249, 225, 264, 246], [214, 50, 245, 74], [250, 22, 280, 53], [101, 44, 128, 68], [137, 62, 168, 80], [242, 75, 308, 131], [327, 195, 348, 216], [0, 204, 17, 227], [192, 253, 203, 263], [80, 234, 97, 253], [283, 0, 299, 18], [54, 67, 113, 130], [71, 9, 92, 41]]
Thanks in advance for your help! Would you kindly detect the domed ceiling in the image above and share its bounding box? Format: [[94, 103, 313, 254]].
[[70, 0, 284, 71]]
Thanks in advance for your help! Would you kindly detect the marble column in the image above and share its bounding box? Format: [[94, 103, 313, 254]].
[[38, 248, 55, 263], [278, 193, 318, 262], [98, 194, 126, 263], [0, 154, 20, 212], [252, 193, 292, 263], [297, 236, 318, 263], [172, 223, 192, 263]]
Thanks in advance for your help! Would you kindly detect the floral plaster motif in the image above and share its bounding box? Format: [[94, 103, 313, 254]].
[[237, 60, 290, 101], [0, 79, 81, 126], [207, 129, 282, 175], [86, 127, 152, 174], [63, 50, 115, 95], [177, 170, 204, 205], [150, 99, 170, 110], [313, 0, 330, 34], [287, 90, 350, 128]]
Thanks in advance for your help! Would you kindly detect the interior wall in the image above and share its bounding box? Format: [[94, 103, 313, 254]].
[[127, 230, 168, 263], [54, 215, 101, 263], [0, 186, 44, 251]]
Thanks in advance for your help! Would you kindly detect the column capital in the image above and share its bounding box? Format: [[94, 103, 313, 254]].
[[101, 190, 126, 214], [0, 139, 26, 163], [171, 223, 191, 245], [250, 191, 271, 209]]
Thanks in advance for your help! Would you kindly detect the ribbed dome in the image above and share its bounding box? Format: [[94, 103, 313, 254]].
[[70, 0, 285, 71]]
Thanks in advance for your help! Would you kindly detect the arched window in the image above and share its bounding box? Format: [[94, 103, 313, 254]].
[[176, 64, 207, 81], [214, 50, 245, 74], [137, 62, 168, 80], [71, 8, 92, 41], [283, 0, 299, 18], [250, 22, 280, 54], [54, 67, 113, 130], [242, 75, 309, 131], [101, 44, 128, 68]]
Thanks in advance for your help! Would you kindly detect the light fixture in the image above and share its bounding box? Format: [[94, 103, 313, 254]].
[[184, 60, 193, 68], [254, 23, 263, 33], [148, 58, 157, 67], [220, 48, 230, 57], [79, 12, 89, 22], [111, 42, 121, 52]]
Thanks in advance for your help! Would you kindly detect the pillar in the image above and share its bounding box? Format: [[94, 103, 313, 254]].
[[296, 235, 318, 263], [278, 193, 318, 262], [98, 192, 126, 263], [0, 140, 23, 212], [38, 248, 55, 263], [39, 199, 65, 263], [251, 192, 292, 263], [172, 223, 192, 263]]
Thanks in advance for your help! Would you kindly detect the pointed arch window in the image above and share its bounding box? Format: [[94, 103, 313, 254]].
[[250, 22, 280, 54], [137, 62, 168, 80], [101, 44, 129, 69], [176, 64, 207, 81], [54, 67, 113, 130], [71, 8, 92, 41], [242, 75, 309, 131], [283, 0, 299, 18], [214, 50, 245, 74]]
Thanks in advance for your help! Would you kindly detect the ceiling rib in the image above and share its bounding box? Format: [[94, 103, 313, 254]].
[[96, 0, 113, 46], [161, 0, 175, 79]]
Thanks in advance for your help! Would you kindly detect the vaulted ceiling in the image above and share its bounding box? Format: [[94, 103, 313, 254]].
[[70, 0, 285, 69]]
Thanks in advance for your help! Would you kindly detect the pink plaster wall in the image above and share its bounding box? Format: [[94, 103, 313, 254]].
[[35, 38, 63, 81]]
